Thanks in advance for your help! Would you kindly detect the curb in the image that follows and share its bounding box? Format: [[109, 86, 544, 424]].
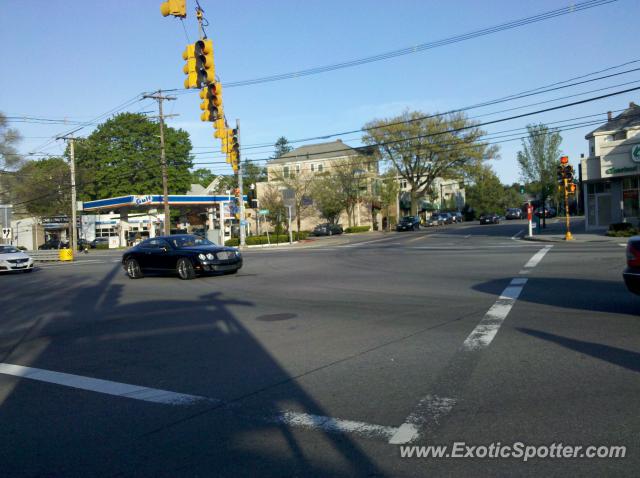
[[523, 235, 624, 244]]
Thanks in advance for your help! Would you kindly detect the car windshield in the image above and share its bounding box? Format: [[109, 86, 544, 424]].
[[170, 235, 215, 248], [0, 246, 20, 254]]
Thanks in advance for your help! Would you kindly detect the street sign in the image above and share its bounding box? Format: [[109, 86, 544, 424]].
[[259, 209, 269, 215], [632, 144, 640, 163], [2, 227, 11, 239]]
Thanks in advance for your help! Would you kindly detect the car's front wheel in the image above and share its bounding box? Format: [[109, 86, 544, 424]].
[[125, 258, 143, 279], [177, 258, 196, 280]]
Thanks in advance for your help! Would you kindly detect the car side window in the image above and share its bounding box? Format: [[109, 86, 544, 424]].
[[142, 239, 162, 249]]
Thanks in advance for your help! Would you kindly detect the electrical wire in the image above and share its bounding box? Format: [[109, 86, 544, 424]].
[[163, 0, 619, 91]]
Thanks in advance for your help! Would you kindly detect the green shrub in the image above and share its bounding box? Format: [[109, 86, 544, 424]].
[[606, 228, 638, 237], [345, 226, 371, 234], [609, 222, 633, 232], [225, 238, 240, 247], [95, 243, 110, 250]]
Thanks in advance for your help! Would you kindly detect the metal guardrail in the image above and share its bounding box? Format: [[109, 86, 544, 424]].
[[26, 250, 63, 262]]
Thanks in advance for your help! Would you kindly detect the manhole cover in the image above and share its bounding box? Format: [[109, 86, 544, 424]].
[[256, 313, 297, 322]]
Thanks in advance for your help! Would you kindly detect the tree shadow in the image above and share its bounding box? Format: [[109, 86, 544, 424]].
[[0, 265, 385, 477], [517, 327, 640, 373]]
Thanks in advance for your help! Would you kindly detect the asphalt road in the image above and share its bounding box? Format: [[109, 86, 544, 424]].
[[1, 220, 638, 477]]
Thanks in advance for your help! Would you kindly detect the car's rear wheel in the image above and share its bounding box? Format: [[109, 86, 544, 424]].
[[126, 258, 143, 279], [177, 258, 196, 280]]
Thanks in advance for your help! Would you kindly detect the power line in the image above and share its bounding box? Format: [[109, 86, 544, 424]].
[[164, 0, 619, 91]]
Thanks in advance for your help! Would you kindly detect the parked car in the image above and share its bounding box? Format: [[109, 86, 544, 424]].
[[122, 234, 242, 280], [313, 223, 343, 236], [534, 207, 557, 218], [424, 214, 443, 227], [435, 212, 454, 224], [0, 245, 34, 273], [479, 212, 500, 225], [90, 237, 109, 248], [39, 239, 67, 250], [396, 216, 421, 231], [623, 236, 640, 295], [505, 208, 524, 220], [452, 212, 464, 223]]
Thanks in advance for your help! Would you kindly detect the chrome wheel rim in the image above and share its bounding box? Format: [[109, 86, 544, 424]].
[[127, 261, 137, 277], [178, 261, 187, 278]]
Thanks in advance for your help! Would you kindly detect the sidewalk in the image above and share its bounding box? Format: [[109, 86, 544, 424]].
[[522, 216, 627, 243]]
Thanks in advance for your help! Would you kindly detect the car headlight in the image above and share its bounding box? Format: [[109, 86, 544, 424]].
[[198, 253, 206, 261], [206, 253, 214, 260]]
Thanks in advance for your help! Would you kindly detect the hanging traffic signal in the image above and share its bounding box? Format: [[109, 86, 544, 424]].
[[194, 39, 215, 86], [214, 120, 226, 139], [160, 0, 186, 17], [568, 183, 577, 194], [199, 82, 223, 122], [182, 44, 198, 89], [557, 165, 565, 184], [564, 165, 574, 182]]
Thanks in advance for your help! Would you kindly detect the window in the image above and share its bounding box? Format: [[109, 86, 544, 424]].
[[295, 163, 301, 175], [283, 166, 289, 178], [318, 164, 323, 173], [311, 164, 315, 172], [613, 131, 627, 141]]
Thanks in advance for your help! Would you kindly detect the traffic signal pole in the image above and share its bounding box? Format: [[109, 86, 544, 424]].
[[564, 178, 573, 241], [56, 134, 78, 258], [236, 119, 246, 247]]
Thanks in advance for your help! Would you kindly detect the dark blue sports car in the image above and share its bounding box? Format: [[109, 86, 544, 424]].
[[122, 234, 242, 280]]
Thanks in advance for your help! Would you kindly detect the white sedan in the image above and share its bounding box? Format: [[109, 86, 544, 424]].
[[0, 245, 34, 273]]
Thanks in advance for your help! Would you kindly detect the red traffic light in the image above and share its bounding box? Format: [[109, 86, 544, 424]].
[[560, 156, 569, 165]]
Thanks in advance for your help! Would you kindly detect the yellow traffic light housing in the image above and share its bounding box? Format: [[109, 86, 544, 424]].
[[198, 82, 223, 122], [195, 39, 215, 86], [182, 44, 198, 89], [160, 0, 186, 18]]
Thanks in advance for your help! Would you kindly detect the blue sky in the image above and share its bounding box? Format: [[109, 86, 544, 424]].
[[1, 0, 639, 184]]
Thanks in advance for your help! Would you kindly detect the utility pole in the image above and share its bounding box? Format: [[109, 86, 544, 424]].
[[236, 119, 246, 247], [56, 135, 78, 257], [144, 90, 177, 236]]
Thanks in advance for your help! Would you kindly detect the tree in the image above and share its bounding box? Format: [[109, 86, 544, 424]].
[[362, 110, 497, 214], [377, 170, 400, 231], [329, 155, 371, 227], [464, 165, 507, 217], [190, 168, 216, 187], [9, 158, 71, 217], [260, 184, 287, 233], [311, 174, 345, 224], [271, 136, 292, 159], [242, 160, 267, 187], [0, 112, 22, 171], [517, 123, 562, 227], [73, 113, 193, 200], [270, 167, 315, 232]]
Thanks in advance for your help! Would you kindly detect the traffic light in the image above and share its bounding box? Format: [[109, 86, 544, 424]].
[[213, 118, 226, 138], [160, 0, 186, 17], [195, 39, 215, 86], [199, 82, 223, 122], [564, 165, 574, 182], [519, 184, 525, 195], [568, 183, 577, 194], [182, 44, 198, 89], [557, 165, 565, 184]]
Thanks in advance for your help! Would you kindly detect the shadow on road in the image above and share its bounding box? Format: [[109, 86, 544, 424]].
[[517, 328, 640, 373], [473, 277, 640, 316], [0, 265, 383, 476]]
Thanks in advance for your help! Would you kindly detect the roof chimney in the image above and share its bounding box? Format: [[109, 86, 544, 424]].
[[607, 111, 612, 121], [631, 101, 637, 108], [336, 139, 342, 143]]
